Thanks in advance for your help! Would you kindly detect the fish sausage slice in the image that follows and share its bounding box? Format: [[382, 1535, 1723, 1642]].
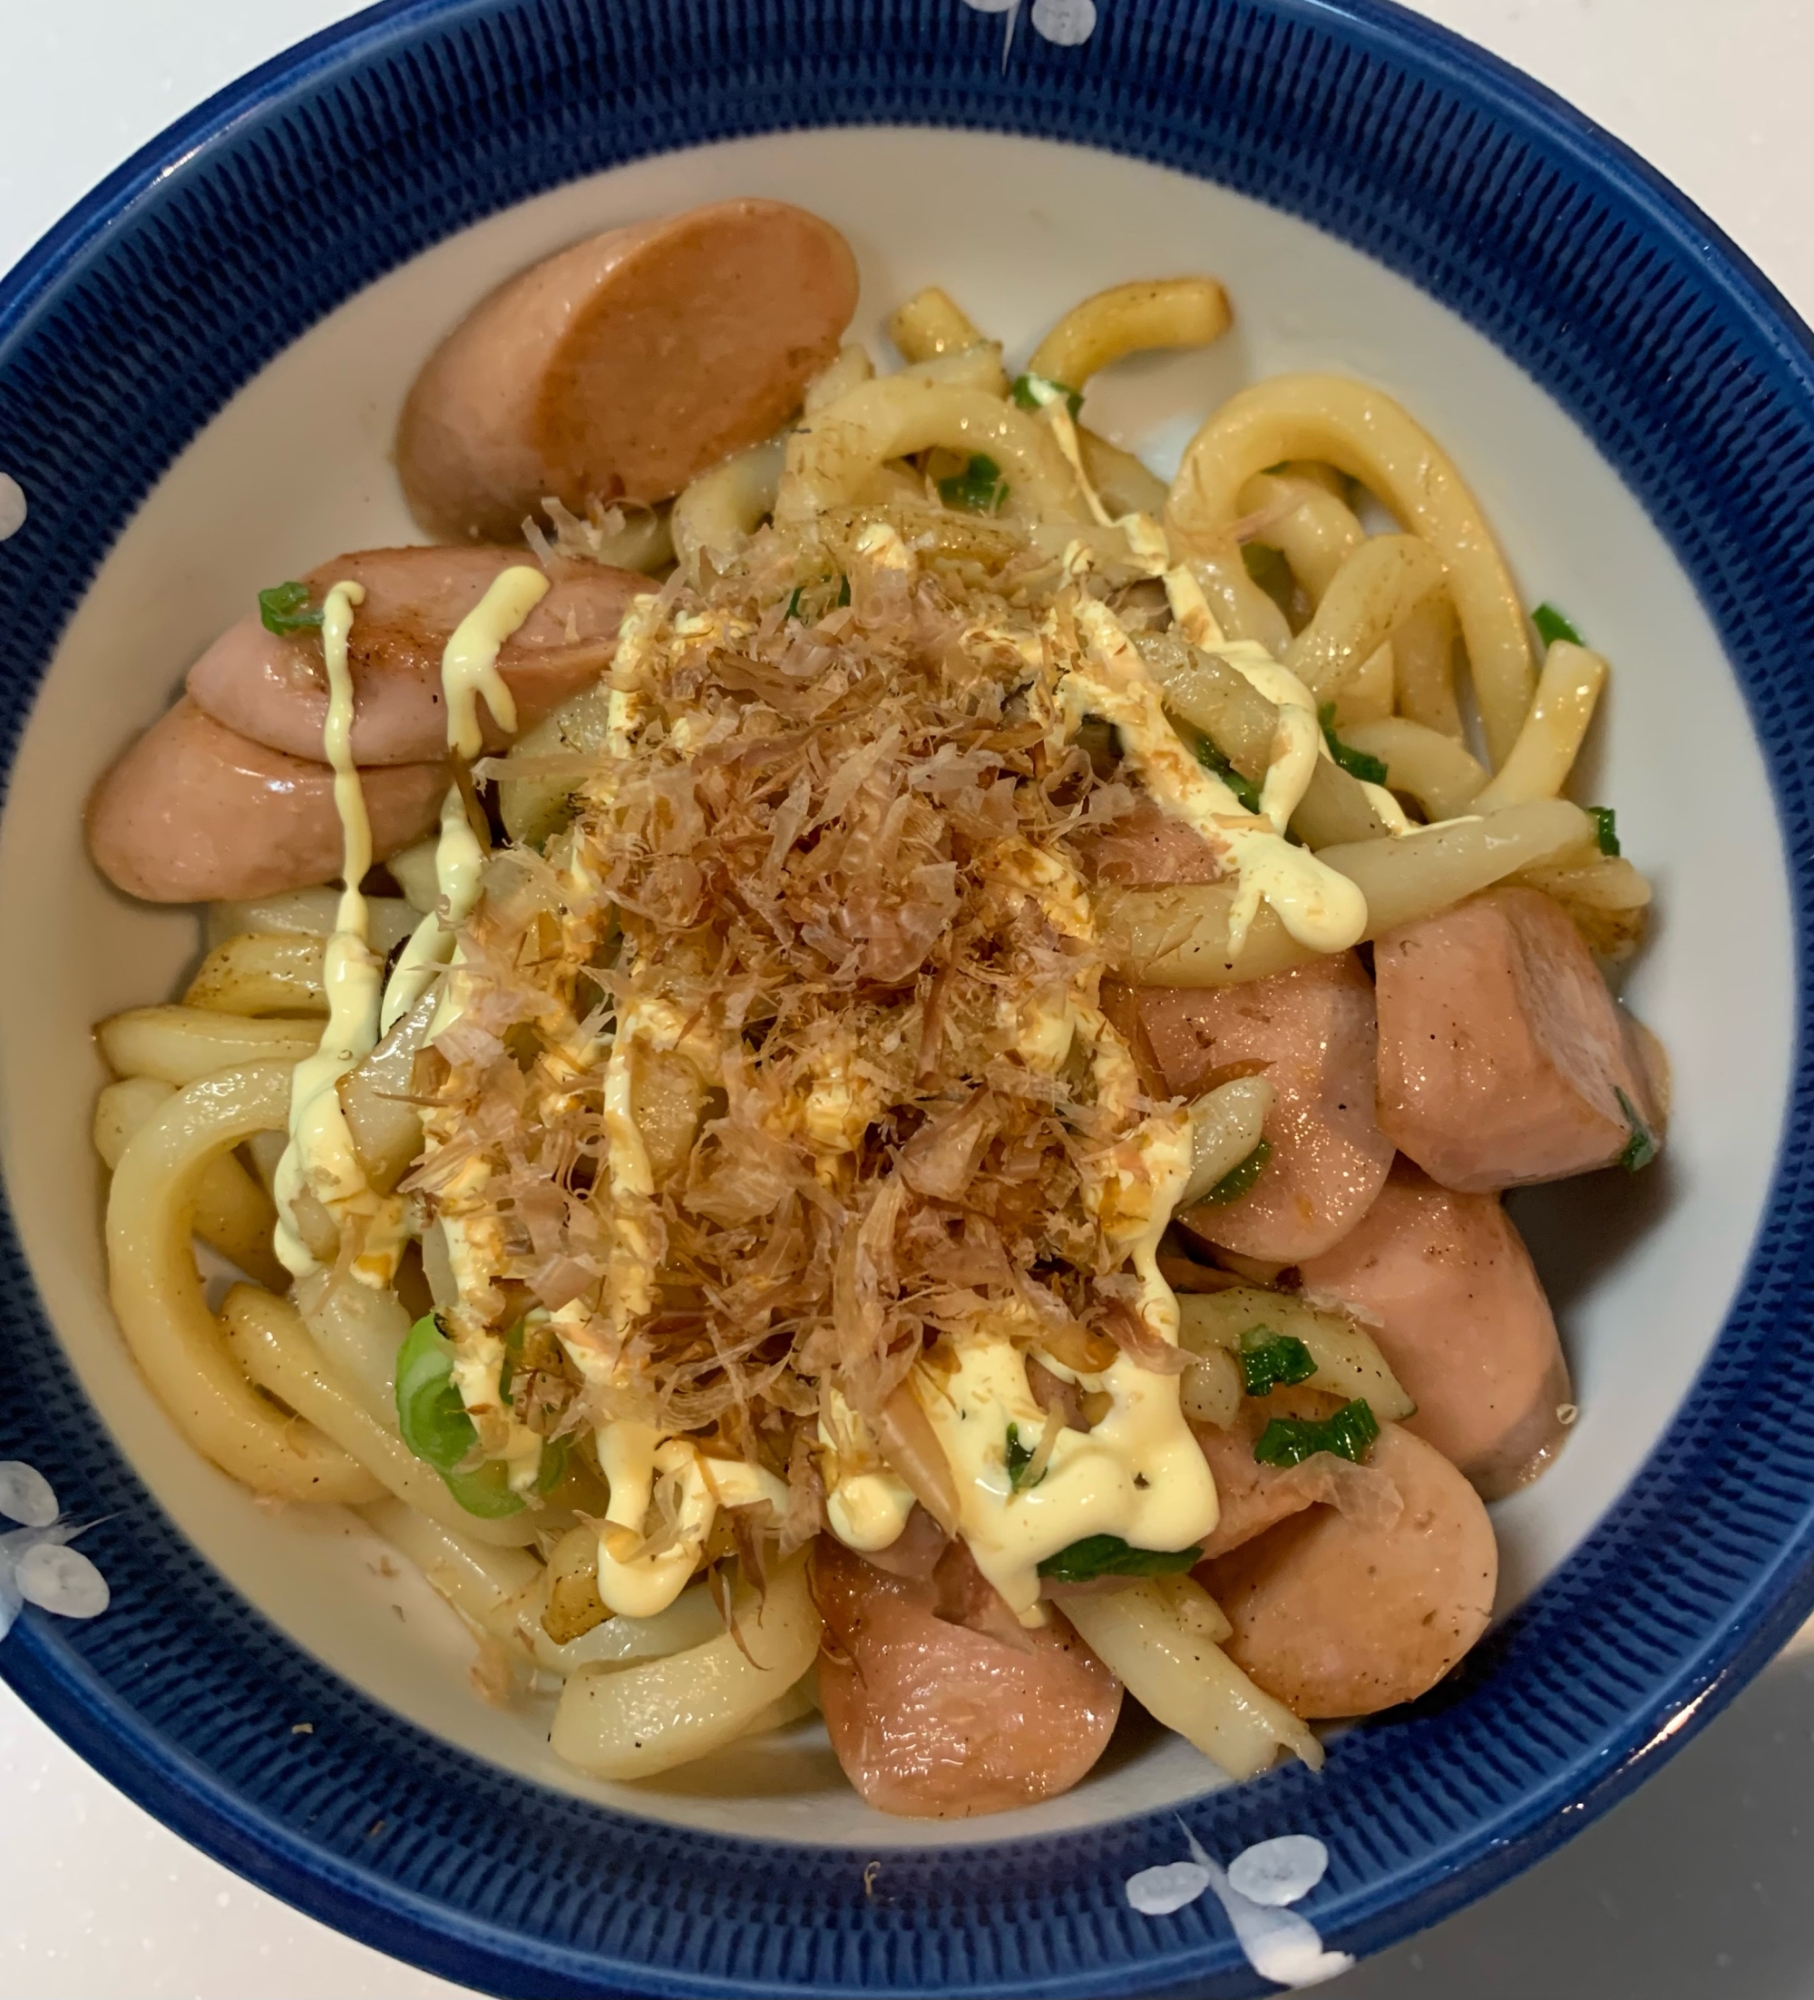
[[87, 698, 447, 903], [1374, 885, 1660, 1192], [1203, 1422, 1496, 1719], [1193, 1386, 1344, 1561], [1135, 954, 1395, 1263], [397, 199, 860, 543], [1298, 1159, 1571, 1499], [187, 547, 645, 767], [1078, 797, 1225, 888], [813, 1537, 1122, 1819]]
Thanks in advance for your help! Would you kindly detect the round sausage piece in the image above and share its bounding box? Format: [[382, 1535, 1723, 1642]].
[[1374, 886, 1660, 1191], [397, 199, 860, 543], [1203, 1422, 1497, 1719], [1298, 1159, 1572, 1499], [813, 1536, 1122, 1819], [1130, 953, 1396, 1264], [187, 547, 645, 766], [87, 698, 446, 903]]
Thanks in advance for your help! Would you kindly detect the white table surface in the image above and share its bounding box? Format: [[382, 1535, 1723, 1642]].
[[5, 3, 1814, 1994]]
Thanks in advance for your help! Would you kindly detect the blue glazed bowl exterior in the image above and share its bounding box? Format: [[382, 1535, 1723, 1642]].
[[2, 2, 1813, 1994]]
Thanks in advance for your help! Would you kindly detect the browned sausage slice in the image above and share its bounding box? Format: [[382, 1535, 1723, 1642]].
[[397, 200, 860, 542], [187, 548, 644, 766], [1130, 954, 1395, 1263], [1203, 1422, 1496, 1718], [1374, 885, 1661, 1191], [813, 1537, 1122, 1819], [87, 699, 446, 903], [1297, 1159, 1571, 1498]]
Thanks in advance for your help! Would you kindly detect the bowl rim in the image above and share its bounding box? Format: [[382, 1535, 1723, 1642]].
[[3, 0, 1814, 1994]]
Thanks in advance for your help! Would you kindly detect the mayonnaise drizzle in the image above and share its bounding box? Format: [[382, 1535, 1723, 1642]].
[[914, 1093, 1217, 1624], [1062, 596, 1367, 956], [272, 581, 389, 1280], [379, 566, 551, 1033]]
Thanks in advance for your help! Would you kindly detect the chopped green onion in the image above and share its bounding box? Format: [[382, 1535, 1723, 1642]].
[[937, 452, 1009, 515], [1252, 1398, 1380, 1468], [1006, 1422, 1045, 1493], [784, 585, 805, 621], [396, 1314, 565, 1517], [1533, 602, 1583, 648], [396, 1314, 477, 1474], [837, 572, 852, 607], [1615, 1087, 1657, 1172], [258, 580, 323, 637], [1318, 704, 1390, 787], [1036, 1533, 1199, 1583], [784, 575, 849, 621], [1195, 735, 1263, 816], [1237, 1327, 1317, 1398], [1010, 372, 1084, 419], [1198, 1137, 1271, 1208], [1588, 806, 1621, 857]]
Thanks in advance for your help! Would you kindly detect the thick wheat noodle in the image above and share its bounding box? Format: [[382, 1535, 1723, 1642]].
[[1238, 470, 1364, 600], [1339, 717, 1488, 820], [1391, 593, 1464, 738], [1181, 1078, 1274, 1207], [803, 342, 876, 414], [1167, 373, 1536, 766], [887, 286, 983, 364], [1135, 633, 1390, 845], [1028, 278, 1231, 388], [204, 890, 419, 958], [1178, 548, 1292, 654], [1175, 1289, 1413, 1419], [776, 378, 1083, 524], [1472, 640, 1609, 811], [1239, 470, 1398, 720], [94, 1075, 288, 1291], [1097, 799, 1592, 983], [1062, 1578, 1324, 1779], [220, 1284, 539, 1546], [183, 932, 328, 1017], [360, 1496, 541, 1638], [1077, 429, 1168, 519], [1284, 534, 1448, 703], [550, 1552, 821, 1779], [670, 437, 787, 585], [104, 1062, 380, 1503], [97, 1005, 321, 1086]]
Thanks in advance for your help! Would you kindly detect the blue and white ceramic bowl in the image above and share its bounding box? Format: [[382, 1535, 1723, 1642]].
[[1, 1, 1811, 1992]]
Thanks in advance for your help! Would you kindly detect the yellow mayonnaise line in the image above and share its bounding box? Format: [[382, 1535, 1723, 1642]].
[[1165, 565, 1411, 834], [909, 1017, 1216, 1621], [590, 1416, 789, 1617], [272, 580, 391, 1281], [379, 566, 550, 1033], [388, 568, 561, 1450], [818, 1387, 916, 1553], [441, 564, 549, 759], [1065, 597, 1367, 956]]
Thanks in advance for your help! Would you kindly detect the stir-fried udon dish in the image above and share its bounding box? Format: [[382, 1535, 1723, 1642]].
[[84, 197, 1666, 1818]]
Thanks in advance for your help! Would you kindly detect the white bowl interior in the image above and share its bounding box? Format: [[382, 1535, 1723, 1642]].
[[0, 126, 1790, 1846]]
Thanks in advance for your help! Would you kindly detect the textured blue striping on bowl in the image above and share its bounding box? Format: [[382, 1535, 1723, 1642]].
[[1, 0, 1813, 1993]]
